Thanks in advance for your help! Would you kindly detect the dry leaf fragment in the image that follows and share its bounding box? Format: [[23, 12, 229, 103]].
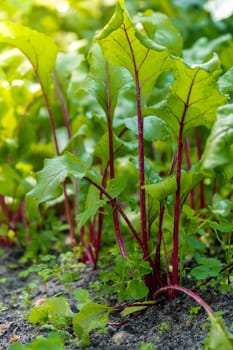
[[0, 322, 13, 336]]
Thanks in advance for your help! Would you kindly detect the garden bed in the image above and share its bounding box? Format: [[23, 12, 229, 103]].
[[0, 248, 232, 350]]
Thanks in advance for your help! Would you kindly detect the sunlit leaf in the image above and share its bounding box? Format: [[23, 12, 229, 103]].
[[150, 55, 226, 137], [134, 10, 183, 56], [96, 0, 172, 103], [0, 21, 58, 94]]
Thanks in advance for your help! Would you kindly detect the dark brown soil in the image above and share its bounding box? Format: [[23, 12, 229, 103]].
[[0, 248, 232, 350]]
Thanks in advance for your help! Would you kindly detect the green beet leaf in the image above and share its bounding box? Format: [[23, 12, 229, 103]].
[[77, 200, 106, 231], [134, 10, 183, 56], [94, 132, 122, 167], [218, 67, 233, 95], [106, 175, 128, 198], [123, 115, 171, 141], [96, 0, 172, 103], [183, 34, 233, 69], [26, 152, 86, 217], [87, 42, 131, 117], [201, 104, 233, 175], [144, 170, 202, 201], [0, 21, 58, 94], [151, 55, 227, 138]]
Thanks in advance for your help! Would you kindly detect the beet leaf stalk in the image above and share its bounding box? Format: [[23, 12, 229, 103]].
[[172, 77, 195, 287], [36, 69, 77, 247], [105, 63, 127, 258], [124, 26, 148, 257]]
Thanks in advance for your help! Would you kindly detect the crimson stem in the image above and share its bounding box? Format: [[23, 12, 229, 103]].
[[154, 285, 216, 319], [172, 76, 196, 286], [34, 68, 77, 247], [124, 25, 148, 256], [105, 63, 127, 258]]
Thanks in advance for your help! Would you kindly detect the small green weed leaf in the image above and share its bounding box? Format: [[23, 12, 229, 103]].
[[127, 278, 148, 299], [139, 342, 157, 350], [88, 42, 130, 116], [8, 345, 25, 350], [74, 288, 92, 308], [96, 0, 172, 102], [190, 257, 224, 280], [123, 116, 170, 141], [28, 303, 48, 325], [209, 221, 233, 233], [29, 296, 73, 328], [73, 303, 112, 346], [26, 152, 86, 217], [134, 10, 183, 56], [8, 332, 65, 350], [201, 104, 233, 174], [152, 56, 226, 137], [203, 316, 233, 350], [0, 21, 58, 94]]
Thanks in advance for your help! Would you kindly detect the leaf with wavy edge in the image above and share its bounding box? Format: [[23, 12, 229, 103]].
[[147, 55, 227, 138], [26, 152, 86, 217], [95, 0, 172, 103]]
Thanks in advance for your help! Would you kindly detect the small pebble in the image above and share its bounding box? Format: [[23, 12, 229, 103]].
[[112, 331, 131, 345]]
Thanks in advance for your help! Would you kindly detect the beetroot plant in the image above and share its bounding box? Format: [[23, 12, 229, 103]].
[[0, 0, 233, 347]]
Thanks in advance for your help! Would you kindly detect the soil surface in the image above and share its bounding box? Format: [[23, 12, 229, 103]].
[[0, 248, 232, 350]]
